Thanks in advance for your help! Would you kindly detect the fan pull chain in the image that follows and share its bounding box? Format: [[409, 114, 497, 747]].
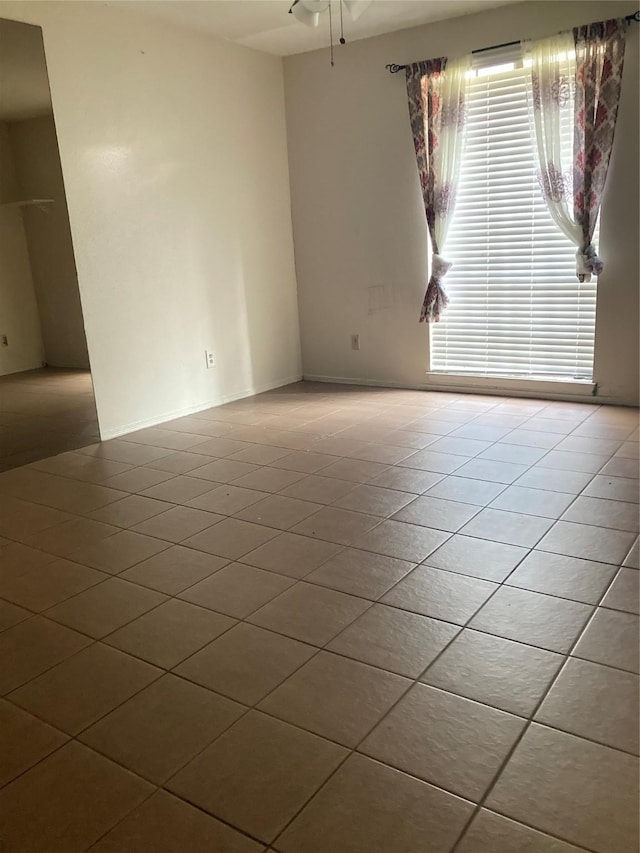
[[329, 0, 334, 66], [339, 0, 345, 44]]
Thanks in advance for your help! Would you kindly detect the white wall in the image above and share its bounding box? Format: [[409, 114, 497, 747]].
[[0, 2, 301, 437], [9, 115, 90, 369], [284, 0, 639, 405], [0, 120, 44, 375]]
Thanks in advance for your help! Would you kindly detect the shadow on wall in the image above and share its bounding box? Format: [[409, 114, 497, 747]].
[[0, 17, 90, 377]]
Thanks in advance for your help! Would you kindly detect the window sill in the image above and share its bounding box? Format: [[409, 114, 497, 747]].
[[424, 372, 596, 400]]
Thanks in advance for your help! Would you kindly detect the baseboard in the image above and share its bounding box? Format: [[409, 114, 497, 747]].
[[99, 373, 303, 440], [302, 373, 638, 407]]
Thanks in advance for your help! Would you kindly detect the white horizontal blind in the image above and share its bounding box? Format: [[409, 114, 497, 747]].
[[430, 55, 597, 380]]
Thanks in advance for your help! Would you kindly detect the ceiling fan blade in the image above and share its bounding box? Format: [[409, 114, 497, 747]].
[[290, 1, 321, 27], [343, 0, 373, 21]]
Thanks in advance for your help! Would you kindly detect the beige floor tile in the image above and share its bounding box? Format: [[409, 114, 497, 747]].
[[352, 519, 449, 562], [0, 616, 92, 694], [0, 741, 154, 853], [556, 435, 622, 456], [132, 505, 222, 542], [422, 629, 563, 716], [21, 517, 119, 559], [398, 449, 467, 475], [88, 494, 170, 528], [46, 577, 167, 638], [69, 530, 171, 574], [424, 475, 506, 506], [90, 790, 263, 853], [141, 475, 215, 503], [277, 753, 475, 853], [470, 586, 593, 653], [490, 485, 575, 518], [318, 458, 391, 483], [478, 443, 547, 465], [186, 484, 265, 515], [601, 567, 639, 614], [360, 683, 525, 801], [0, 500, 74, 540], [179, 562, 293, 618], [89, 440, 172, 465], [624, 537, 639, 567], [184, 518, 280, 559], [235, 494, 322, 530], [457, 809, 588, 853], [426, 436, 492, 457], [369, 466, 444, 494], [84, 441, 168, 465], [392, 495, 481, 532], [81, 674, 244, 783], [166, 711, 346, 843], [536, 658, 639, 754], [305, 548, 414, 600], [186, 437, 250, 458], [145, 450, 214, 473], [453, 458, 528, 484], [0, 599, 31, 632], [600, 456, 640, 479], [333, 484, 414, 518], [104, 599, 235, 668], [514, 466, 594, 494], [583, 474, 640, 503], [10, 642, 161, 734], [0, 699, 68, 786], [383, 565, 497, 624], [231, 466, 306, 493], [562, 495, 639, 533], [425, 535, 528, 582], [538, 520, 637, 565], [248, 582, 370, 646], [460, 507, 553, 547], [189, 459, 260, 484], [291, 505, 381, 546], [241, 532, 341, 579], [0, 558, 107, 612], [507, 548, 618, 604], [228, 444, 292, 465], [120, 545, 228, 594], [103, 466, 174, 493], [572, 608, 639, 673], [0, 541, 57, 572], [487, 724, 639, 853], [271, 450, 338, 473], [502, 429, 564, 450], [537, 449, 609, 474], [280, 473, 356, 504], [327, 603, 459, 678], [451, 425, 512, 442], [259, 651, 410, 747], [176, 623, 315, 705]]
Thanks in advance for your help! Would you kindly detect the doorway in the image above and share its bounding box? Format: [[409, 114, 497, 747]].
[[0, 17, 99, 471]]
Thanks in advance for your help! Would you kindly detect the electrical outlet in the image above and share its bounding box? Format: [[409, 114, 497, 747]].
[[205, 350, 215, 368], [351, 334, 360, 351], [0, 335, 7, 347]]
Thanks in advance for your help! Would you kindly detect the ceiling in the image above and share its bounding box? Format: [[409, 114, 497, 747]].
[[116, 0, 523, 57], [0, 18, 53, 122]]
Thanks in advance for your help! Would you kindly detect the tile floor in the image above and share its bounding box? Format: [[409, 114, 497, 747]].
[[0, 381, 638, 853], [0, 368, 99, 472]]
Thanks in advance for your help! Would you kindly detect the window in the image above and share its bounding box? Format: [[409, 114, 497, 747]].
[[430, 52, 597, 381]]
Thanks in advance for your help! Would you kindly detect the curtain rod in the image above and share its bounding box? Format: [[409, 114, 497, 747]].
[[385, 10, 640, 73]]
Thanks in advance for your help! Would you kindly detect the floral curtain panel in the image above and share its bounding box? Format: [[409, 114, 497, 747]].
[[405, 55, 471, 322], [523, 18, 627, 282]]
